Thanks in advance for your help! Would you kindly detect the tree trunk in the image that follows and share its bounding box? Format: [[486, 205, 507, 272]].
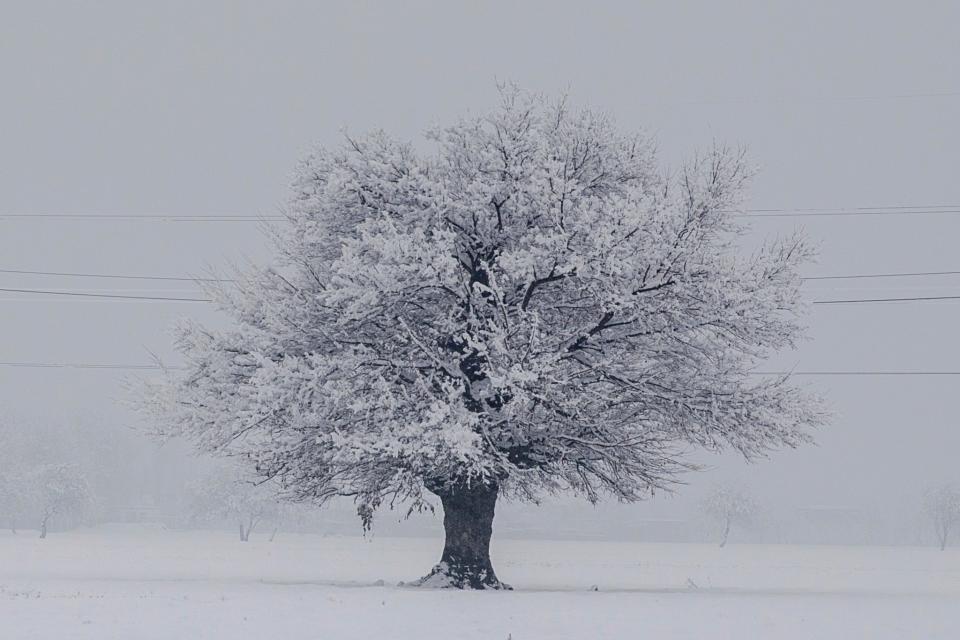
[[413, 481, 509, 590], [239, 522, 248, 542], [39, 517, 48, 539], [719, 518, 730, 547]]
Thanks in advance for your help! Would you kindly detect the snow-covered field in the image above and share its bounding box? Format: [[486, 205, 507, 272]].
[[1, 527, 957, 639]]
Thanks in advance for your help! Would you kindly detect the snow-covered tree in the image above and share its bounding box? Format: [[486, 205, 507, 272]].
[[924, 484, 960, 551], [33, 463, 93, 538], [701, 484, 760, 547], [188, 463, 280, 541], [140, 87, 824, 588]]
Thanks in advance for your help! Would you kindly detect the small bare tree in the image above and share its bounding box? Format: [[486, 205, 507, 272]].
[[189, 463, 281, 542], [33, 463, 93, 539], [924, 484, 960, 551], [702, 484, 760, 547]]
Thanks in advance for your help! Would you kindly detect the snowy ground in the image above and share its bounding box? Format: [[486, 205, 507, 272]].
[[1, 527, 957, 639]]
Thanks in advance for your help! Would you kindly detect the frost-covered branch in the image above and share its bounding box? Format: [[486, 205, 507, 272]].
[[137, 87, 825, 527]]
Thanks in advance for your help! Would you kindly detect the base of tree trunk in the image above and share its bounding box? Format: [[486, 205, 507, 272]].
[[410, 560, 511, 590]]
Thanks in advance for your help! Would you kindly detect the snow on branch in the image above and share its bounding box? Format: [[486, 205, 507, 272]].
[[137, 86, 826, 523]]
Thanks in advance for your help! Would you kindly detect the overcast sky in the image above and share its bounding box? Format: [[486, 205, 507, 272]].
[[2, 0, 959, 520]]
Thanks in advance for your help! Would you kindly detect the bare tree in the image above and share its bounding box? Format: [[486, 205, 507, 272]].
[[33, 463, 93, 539], [924, 484, 960, 551], [188, 463, 280, 542], [139, 86, 825, 589], [701, 484, 760, 547]]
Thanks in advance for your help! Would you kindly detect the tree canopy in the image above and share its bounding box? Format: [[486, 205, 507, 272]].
[[142, 87, 824, 530]]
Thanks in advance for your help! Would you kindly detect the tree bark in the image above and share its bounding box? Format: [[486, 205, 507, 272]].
[[413, 481, 510, 590]]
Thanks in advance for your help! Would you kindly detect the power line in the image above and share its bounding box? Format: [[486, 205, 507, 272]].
[[0, 287, 211, 302], [803, 270, 960, 281], [743, 211, 960, 218], [0, 213, 283, 221], [657, 90, 960, 106], [1, 360, 958, 376], [4, 204, 960, 221], [4, 286, 960, 305], [812, 294, 960, 305], [820, 90, 960, 101], [751, 371, 960, 376], [750, 205, 960, 211], [6, 265, 960, 285], [0, 361, 184, 371], [0, 268, 233, 283], [738, 208, 960, 218]]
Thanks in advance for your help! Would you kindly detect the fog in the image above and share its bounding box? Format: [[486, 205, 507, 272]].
[[2, 0, 959, 548]]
